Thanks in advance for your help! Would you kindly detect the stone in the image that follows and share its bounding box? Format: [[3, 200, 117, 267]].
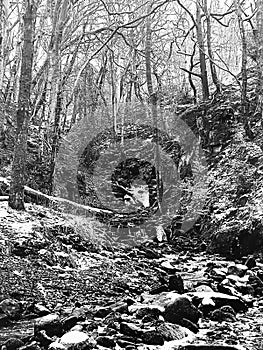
[[180, 318, 199, 333], [3, 338, 24, 350], [189, 292, 247, 312], [220, 305, 236, 315], [62, 316, 78, 331], [119, 322, 142, 338], [168, 274, 184, 293], [116, 339, 136, 348], [60, 331, 89, 345], [35, 330, 54, 347], [49, 342, 67, 350], [34, 314, 63, 337], [94, 307, 110, 319], [209, 309, 236, 322], [129, 304, 163, 319], [70, 325, 83, 332], [195, 285, 214, 293], [210, 268, 227, 281], [227, 263, 248, 277], [245, 256, 256, 269], [163, 295, 201, 325], [0, 313, 10, 326], [96, 336, 116, 348], [143, 248, 161, 259], [179, 345, 245, 350], [149, 285, 169, 294], [18, 342, 42, 350], [0, 299, 22, 320], [156, 321, 189, 341], [160, 261, 178, 274], [33, 303, 51, 316], [141, 330, 164, 345]]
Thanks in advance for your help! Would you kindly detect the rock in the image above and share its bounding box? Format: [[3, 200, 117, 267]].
[[141, 330, 164, 345], [180, 318, 199, 333], [195, 285, 214, 293], [0, 313, 10, 326], [163, 295, 201, 325], [227, 263, 248, 277], [35, 330, 54, 347], [34, 314, 63, 337], [96, 336, 116, 348], [59, 331, 95, 349], [94, 307, 111, 319], [116, 339, 136, 348], [160, 261, 178, 274], [18, 342, 42, 350], [179, 345, 245, 350], [245, 256, 256, 269], [33, 303, 51, 316], [220, 305, 236, 315], [141, 291, 201, 325], [62, 316, 78, 331], [0, 299, 22, 320], [168, 274, 184, 293], [209, 308, 236, 322], [210, 268, 227, 281], [49, 342, 67, 350], [143, 248, 161, 259], [94, 302, 127, 319], [119, 322, 142, 338], [3, 338, 24, 350], [149, 285, 169, 294], [156, 321, 189, 341], [70, 325, 83, 332], [129, 304, 164, 319], [189, 292, 247, 312], [71, 307, 87, 321]]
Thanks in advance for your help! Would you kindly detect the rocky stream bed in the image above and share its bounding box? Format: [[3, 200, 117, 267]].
[[0, 202, 262, 350]]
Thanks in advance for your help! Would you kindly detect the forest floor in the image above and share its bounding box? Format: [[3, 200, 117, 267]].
[[0, 201, 262, 350]]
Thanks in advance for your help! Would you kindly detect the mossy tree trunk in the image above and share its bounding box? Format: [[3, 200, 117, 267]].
[[8, 1, 35, 210]]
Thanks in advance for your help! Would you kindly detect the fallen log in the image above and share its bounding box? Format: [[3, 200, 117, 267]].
[[0, 176, 114, 216]]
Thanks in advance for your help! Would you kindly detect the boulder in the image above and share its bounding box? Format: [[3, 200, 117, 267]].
[[189, 292, 247, 312], [163, 296, 201, 325], [0, 299, 22, 320], [34, 314, 63, 337], [96, 336, 116, 348], [60, 331, 94, 350], [156, 321, 190, 341]]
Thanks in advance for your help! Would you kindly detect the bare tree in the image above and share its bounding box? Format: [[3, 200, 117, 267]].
[[9, 0, 36, 209]]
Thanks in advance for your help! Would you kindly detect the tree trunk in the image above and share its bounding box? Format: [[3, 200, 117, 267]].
[[256, 0, 263, 115], [145, 5, 162, 212], [196, 1, 209, 100], [8, 1, 35, 210], [203, 0, 221, 93], [235, 0, 248, 115]]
